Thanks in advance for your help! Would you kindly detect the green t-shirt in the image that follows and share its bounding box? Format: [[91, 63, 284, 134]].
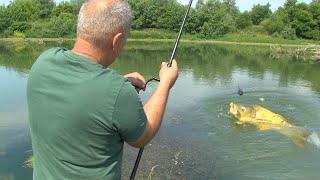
[[27, 48, 147, 180]]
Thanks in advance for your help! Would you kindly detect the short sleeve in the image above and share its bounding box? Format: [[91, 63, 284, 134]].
[[112, 81, 147, 142]]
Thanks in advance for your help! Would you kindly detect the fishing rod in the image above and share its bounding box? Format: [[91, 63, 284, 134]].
[[129, 0, 193, 179]]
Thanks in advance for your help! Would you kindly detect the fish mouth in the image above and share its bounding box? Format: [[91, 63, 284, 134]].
[[229, 102, 236, 115]]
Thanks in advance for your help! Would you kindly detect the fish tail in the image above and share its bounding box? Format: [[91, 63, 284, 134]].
[[306, 132, 320, 148], [278, 126, 311, 147]]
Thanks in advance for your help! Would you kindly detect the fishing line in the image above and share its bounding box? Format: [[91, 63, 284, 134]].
[[238, 84, 244, 96], [145, 77, 160, 87], [130, 0, 193, 179]]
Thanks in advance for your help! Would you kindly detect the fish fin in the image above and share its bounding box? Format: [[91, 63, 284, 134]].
[[235, 121, 244, 125], [257, 123, 273, 131], [292, 137, 305, 147], [278, 127, 311, 147]]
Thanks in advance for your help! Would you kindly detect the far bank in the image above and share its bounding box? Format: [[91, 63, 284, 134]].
[[0, 37, 319, 62]]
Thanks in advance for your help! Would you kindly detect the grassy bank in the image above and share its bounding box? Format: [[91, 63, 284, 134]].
[[130, 29, 198, 40], [2, 29, 319, 46], [129, 29, 320, 46], [214, 33, 320, 45]]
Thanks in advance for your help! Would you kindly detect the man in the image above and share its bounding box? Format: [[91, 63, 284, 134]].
[[27, 0, 178, 179]]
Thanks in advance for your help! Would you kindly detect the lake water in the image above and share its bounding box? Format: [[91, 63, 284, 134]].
[[0, 40, 320, 180]]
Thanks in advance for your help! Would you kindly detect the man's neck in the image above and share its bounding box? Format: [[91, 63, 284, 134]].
[[72, 38, 114, 67]]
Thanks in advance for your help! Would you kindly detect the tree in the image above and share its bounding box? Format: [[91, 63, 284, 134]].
[[195, 0, 205, 9], [197, 0, 236, 38], [283, 0, 298, 23], [128, 0, 157, 29], [284, 0, 298, 9], [310, 0, 320, 23], [184, 8, 201, 34], [290, 3, 316, 39], [0, 0, 319, 41], [0, 6, 10, 33], [34, 0, 55, 18], [128, 0, 184, 31], [309, 0, 320, 39], [262, 10, 286, 35], [70, 0, 85, 15], [236, 11, 252, 29], [250, 3, 272, 25], [51, 2, 74, 17], [223, 0, 239, 16], [262, 0, 320, 40], [154, 0, 184, 31], [8, 21, 31, 33], [49, 13, 77, 37], [6, 0, 42, 22]]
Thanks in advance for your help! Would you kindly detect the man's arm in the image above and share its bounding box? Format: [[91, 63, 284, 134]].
[[128, 60, 178, 148]]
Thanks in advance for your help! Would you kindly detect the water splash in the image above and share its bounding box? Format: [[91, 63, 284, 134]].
[[307, 132, 320, 148]]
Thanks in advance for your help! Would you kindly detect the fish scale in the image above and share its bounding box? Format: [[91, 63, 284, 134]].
[[229, 102, 312, 147]]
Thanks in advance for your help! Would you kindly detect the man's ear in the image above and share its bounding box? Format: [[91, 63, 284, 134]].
[[112, 32, 124, 53]]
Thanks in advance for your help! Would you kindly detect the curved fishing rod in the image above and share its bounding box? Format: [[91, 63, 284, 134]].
[[130, 0, 193, 179], [168, 0, 193, 67]]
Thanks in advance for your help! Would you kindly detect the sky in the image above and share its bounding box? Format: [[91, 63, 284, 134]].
[[0, 0, 314, 12]]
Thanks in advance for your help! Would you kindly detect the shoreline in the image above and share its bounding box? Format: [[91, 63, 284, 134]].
[[1, 38, 319, 48]]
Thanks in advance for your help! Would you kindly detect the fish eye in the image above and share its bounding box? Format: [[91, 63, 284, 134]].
[[241, 107, 246, 112]]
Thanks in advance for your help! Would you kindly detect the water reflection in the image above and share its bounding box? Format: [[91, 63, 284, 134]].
[[1, 41, 319, 93], [0, 41, 320, 179]]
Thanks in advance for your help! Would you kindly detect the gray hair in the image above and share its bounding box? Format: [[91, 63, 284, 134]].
[[77, 0, 133, 47]]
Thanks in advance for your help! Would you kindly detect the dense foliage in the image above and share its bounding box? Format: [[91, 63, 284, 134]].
[[0, 0, 80, 38], [262, 0, 320, 40], [0, 0, 319, 41]]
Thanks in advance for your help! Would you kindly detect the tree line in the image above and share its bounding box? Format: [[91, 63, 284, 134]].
[[0, 0, 319, 40], [0, 0, 81, 38]]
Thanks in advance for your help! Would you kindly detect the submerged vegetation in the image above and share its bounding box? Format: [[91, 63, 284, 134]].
[[0, 0, 319, 43]]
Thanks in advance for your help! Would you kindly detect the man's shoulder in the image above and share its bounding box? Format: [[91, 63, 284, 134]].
[[29, 47, 66, 76], [90, 69, 134, 100], [31, 47, 65, 70], [37, 47, 64, 60], [107, 71, 136, 97], [115, 78, 139, 104], [100, 69, 128, 87], [108, 69, 127, 82]]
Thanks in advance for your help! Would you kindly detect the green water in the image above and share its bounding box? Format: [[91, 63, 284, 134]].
[[1, 41, 320, 180]]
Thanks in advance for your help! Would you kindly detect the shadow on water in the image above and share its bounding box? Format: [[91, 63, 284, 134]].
[[0, 40, 320, 179]]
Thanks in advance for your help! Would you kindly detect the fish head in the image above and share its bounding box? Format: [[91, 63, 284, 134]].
[[229, 102, 255, 122]]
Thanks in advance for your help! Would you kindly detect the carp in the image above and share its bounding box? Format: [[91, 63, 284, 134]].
[[229, 102, 311, 147]]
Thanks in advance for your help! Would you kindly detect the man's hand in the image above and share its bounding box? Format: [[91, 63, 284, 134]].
[[128, 60, 179, 148], [124, 72, 146, 91], [159, 59, 179, 89]]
